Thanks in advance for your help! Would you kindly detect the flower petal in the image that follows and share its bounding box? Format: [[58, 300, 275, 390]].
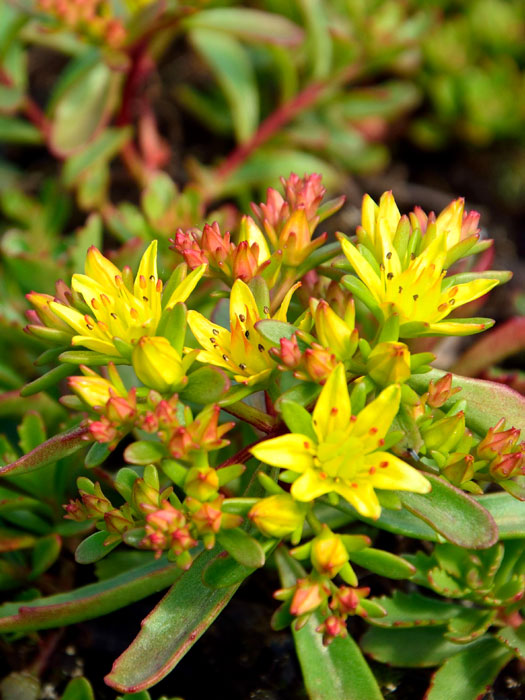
[[230, 279, 259, 325], [71, 335, 119, 355], [435, 278, 499, 321], [49, 301, 95, 336], [187, 310, 231, 351], [85, 246, 121, 289], [335, 480, 381, 520], [165, 264, 207, 309], [424, 319, 495, 336], [312, 364, 351, 440], [273, 282, 301, 322], [366, 452, 431, 493], [250, 433, 315, 471], [290, 469, 331, 502], [134, 240, 158, 297], [351, 384, 401, 452]]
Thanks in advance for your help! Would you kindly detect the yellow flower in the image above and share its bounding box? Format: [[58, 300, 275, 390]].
[[187, 279, 299, 386], [339, 192, 502, 336], [47, 242, 205, 356], [310, 298, 358, 362], [250, 364, 430, 519], [68, 364, 126, 408]]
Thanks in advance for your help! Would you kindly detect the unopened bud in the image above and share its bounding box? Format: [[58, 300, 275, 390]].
[[184, 466, 219, 501], [310, 527, 349, 578], [132, 336, 187, 393], [367, 341, 411, 386], [427, 373, 461, 408], [477, 419, 520, 460], [290, 579, 325, 616], [248, 494, 306, 538], [421, 412, 466, 454]]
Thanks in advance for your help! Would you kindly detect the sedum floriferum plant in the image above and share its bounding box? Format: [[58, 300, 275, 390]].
[[2, 173, 524, 699]]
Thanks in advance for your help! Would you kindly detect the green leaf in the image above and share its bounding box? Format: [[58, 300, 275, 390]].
[[361, 626, 476, 668], [398, 474, 498, 549], [368, 591, 463, 628], [299, 0, 332, 79], [189, 28, 258, 143], [0, 424, 88, 477], [275, 381, 321, 410], [476, 493, 525, 538], [62, 126, 132, 186], [20, 363, 75, 397], [0, 556, 183, 633], [183, 8, 303, 46], [124, 441, 165, 466], [409, 369, 525, 435], [203, 539, 277, 589], [85, 441, 111, 468], [61, 677, 95, 700], [275, 548, 383, 700], [216, 528, 265, 568], [445, 607, 496, 643], [104, 548, 241, 693], [255, 319, 298, 345], [30, 534, 61, 580], [279, 400, 316, 441], [426, 637, 512, 700], [496, 625, 525, 660], [17, 412, 46, 453], [180, 366, 230, 404], [348, 548, 415, 580], [49, 54, 122, 155], [75, 531, 120, 565], [0, 115, 42, 144]]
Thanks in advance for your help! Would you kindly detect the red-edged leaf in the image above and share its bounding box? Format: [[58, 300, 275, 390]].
[[452, 317, 525, 376]]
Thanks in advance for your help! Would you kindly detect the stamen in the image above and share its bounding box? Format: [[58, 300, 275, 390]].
[[380, 461, 389, 468], [245, 330, 250, 339], [449, 298, 455, 305], [369, 467, 376, 474], [110, 313, 118, 319], [387, 272, 394, 280], [143, 296, 149, 302], [258, 343, 265, 352], [263, 306, 270, 315], [239, 363, 247, 370], [130, 308, 139, 319], [239, 314, 246, 322], [369, 427, 378, 434], [210, 338, 217, 345], [386, 252, 392, 259], [437, 303, 448, 312], [413, 294, 419, 301], [303, 441, 310, 449], [398, 286, 403, 293], [351, 482, 358, 488], [222, 354, 229, 361], [213, 329, 220, 336], [139, 275, 147, 289], [91, 298, 99, 309]]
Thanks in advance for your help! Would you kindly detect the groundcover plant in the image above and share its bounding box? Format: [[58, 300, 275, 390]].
[[0, 173, 522, 699]]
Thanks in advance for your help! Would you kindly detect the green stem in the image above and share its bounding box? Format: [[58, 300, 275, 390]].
[[223, 401, 279, 433], [306, 507, 323, 535]]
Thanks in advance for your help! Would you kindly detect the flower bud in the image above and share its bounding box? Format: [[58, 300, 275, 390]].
[[290, 579, 325, 616], [184, 466, 219, 501], [304, 344, 337, 383], [426, 373, 461, 408], [442, 453, 475, 486], [367, 341, 411, 386], [310, 527, 349, 578], [316, 615, 347, 645], [248, 494, 306, 538], [313, 300, 358, 361], [489, 451, 525, 480], [477, 419, 520, 460], [132, 336, 187, 393], [421, 412, 466, 454]]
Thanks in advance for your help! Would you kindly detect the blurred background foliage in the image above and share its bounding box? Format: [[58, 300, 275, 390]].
[[0, 1, 525, 694]]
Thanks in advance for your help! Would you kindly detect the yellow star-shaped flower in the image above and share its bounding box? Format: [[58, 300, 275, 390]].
[[187, 279, 299, 386], [339, 192, 503, 337], [251, 364, 430, 519]]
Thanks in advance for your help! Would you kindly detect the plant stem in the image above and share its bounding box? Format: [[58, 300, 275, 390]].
[[222, 401, 280, 433]]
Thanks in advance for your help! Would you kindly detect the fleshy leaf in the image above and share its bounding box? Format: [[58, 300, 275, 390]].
[[276, 548, 383, 700]]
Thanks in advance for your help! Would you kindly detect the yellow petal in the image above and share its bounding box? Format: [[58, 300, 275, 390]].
[[290, 469, 331, 502], [85, 246, 121, 289], [71, 335, 119, 355], [71, 274, 109, 313], [250, 433, 315, 471], [273, 282, 301, 322], [187, 310, 231, 351], [230, 279, 259, 325], [378, 191, 401, 234], [361, 194, 379, 242], [436, 198, 464, 248], [194, 349, 235, 372], [134, 240, 158, 297], [233, 368, 273, 386], [315, 302, 354, 359], [351, 384, 401, 452], [435, 278, 499, 321], [49, 301, 94, 336], [335, 480, 381, 520], [366, 452, 431, 493], [312, 364, 351, 440], [377, 217, 402, 277], [339, 238, 383, 303], [165, 264, 207, 309], [239, 216, 271, 263], [425, 319, 495, 336]]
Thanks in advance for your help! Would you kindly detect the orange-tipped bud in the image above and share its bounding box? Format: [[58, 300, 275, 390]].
[[477, 419, 521, 460], [304, 344, 337, 384], [290, 579, 325, 616], [132, 336, 187, 394], [421, 412, 466, 454], [427, 373, 461, 408]]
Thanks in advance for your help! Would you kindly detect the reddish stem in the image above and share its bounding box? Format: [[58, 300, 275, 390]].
[[214, 62, 363, 187]]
